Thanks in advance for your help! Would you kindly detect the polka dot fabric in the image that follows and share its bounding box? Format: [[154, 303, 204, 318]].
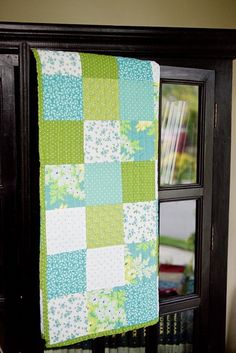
[[33, 49, 160, 348]]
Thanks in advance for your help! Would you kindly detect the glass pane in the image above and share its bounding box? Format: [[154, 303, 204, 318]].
[[157, 309, 194, 353], [159, 200, 196, 298], [44, 340, 92, 353], [161, 83, 199, 185], [105, 330, 146, 353]]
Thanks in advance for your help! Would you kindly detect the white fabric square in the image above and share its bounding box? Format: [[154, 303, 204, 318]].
[[151, 61, 160, 83], [86, 245, 125, 291], [46, 207, 86, 255], [48, 293, 87, 344], [37, 49, 82, 77], [123, 201, 157, 244], [84, 121, 121, 163]]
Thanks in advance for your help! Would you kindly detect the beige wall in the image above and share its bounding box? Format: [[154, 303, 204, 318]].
[[1, 1, 236, 352], [0, 0, 236, 28]]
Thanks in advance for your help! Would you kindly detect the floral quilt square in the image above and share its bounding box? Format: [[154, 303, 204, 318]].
[[84, 121, 121, 163], [87, 288, 127, 334], [45, 164, 85, 210], [124, 240, 158, 285], [123, 201, 158, 244], [37, 50, 82, 77], [120, 120, 157, 161], [48, 293, 87, 345]]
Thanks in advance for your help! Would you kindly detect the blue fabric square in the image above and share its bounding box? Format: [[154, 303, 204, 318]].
[[47, 250, 86, 299], [42, 74, 83, 120], [85, 162, 122, 206], [117, 57, 153, 81], [121, 121, 156, 161], [120, 81, 154, 121], [125, 278, 157, 326]]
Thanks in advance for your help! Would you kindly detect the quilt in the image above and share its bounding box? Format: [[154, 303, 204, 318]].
[[33, 49, 160, 348]]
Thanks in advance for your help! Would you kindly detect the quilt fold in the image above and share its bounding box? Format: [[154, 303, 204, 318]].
[[33, 49, 160, 348]]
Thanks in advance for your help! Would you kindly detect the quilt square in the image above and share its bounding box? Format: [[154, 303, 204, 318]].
[[46, 208, 86, 255], [86, 246, 125, 291], [86, 204, 124, 248], [87, 288, 127, 334], [124, 241, 158, 285], [117, 56, 153, 81], [125, 277, 158, 326], [45, 164, 85, 210], [83, 78, 119, 120], [42, 74, 83, 120], [151, 61, 160, 83], [40, 121, 84, 165], [120, 121, 157, 161], [123, 201, 158, 243], [85, 162, 122, 206], [47, 250, 86, 299], [122, 161, 156, 203], [48, 293, 87, 345], [80, 53, 118, 79], [84, 121, 121, 163], [119, 80, 154, 121], [37, 50, 82, 77]]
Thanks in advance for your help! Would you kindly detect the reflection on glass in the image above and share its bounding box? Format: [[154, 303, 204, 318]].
[[157, 310, 194, 353], [105, 330, 145, 352], [161, 84, 199, 185], [44, 340, 92, 353], [159, 200, 196, 298]]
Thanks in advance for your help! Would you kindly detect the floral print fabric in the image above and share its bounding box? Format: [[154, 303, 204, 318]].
[[34, 49, 160, 348]]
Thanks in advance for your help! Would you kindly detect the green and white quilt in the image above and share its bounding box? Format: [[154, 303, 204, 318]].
[[33, 49, 160, 348]]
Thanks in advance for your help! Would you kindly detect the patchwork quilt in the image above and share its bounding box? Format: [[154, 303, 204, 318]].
[[33, 49, 160, 348]]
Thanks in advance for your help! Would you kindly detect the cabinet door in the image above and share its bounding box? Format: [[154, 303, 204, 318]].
[[0, 55, 18, 353], [157, 66, 214, 353]]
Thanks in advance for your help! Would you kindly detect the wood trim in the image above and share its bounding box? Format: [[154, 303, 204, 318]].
[[0, 22, 236, 58]]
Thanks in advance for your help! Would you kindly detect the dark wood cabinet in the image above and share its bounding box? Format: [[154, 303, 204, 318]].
[[0, 23, 235, 353]]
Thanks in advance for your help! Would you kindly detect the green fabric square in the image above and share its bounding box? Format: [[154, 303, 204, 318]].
[[40, 121, 84, 164], [86, 205, 124, 248], [122, 161, 156, 203], [83, 78, 119, 120], [80, 53, 118, 79]]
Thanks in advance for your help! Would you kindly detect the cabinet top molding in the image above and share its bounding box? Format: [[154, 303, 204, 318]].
[[0, 21, 236, 58]]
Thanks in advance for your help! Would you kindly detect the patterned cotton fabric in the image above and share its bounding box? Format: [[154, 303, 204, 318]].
[[33, 49, 160, 348]]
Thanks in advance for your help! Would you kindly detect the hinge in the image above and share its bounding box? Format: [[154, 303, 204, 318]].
[[214, 103, 218, 128], [211, 225, 215, 251]]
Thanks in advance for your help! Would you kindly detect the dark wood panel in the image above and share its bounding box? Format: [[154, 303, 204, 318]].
[[0, 23, 236, 59]]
